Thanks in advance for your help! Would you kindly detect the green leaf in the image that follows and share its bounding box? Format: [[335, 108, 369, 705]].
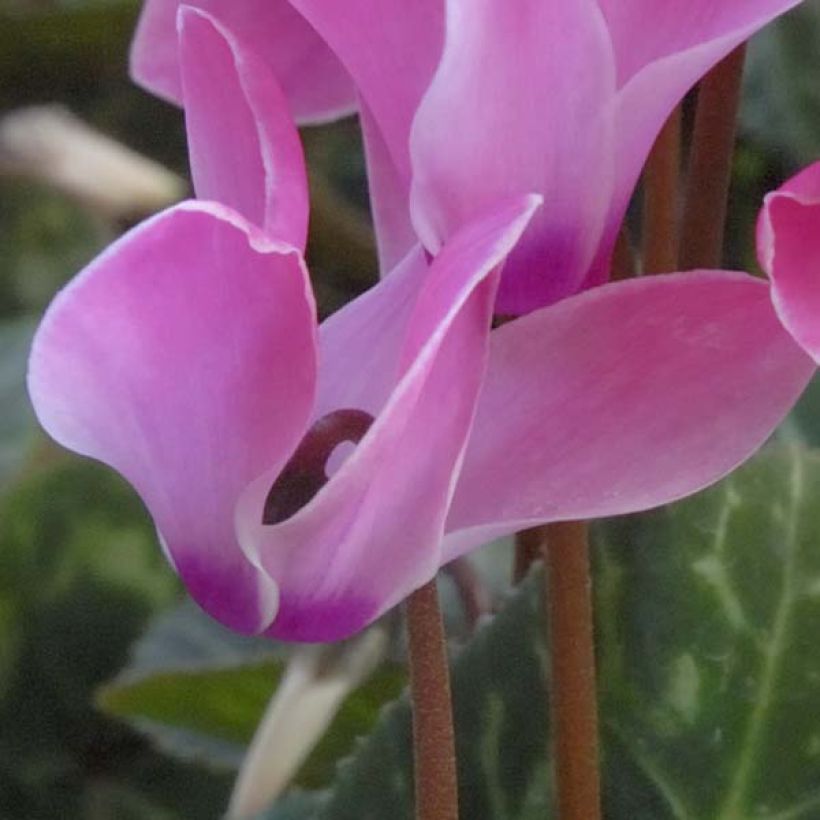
[[99, 602, 405, 786], [596, 444, 820, 819], [98, 602, 286, 767], [100, 661, 285, 759]]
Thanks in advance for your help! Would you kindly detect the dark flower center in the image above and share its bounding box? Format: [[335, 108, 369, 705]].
[[262, 408, 374, 525]]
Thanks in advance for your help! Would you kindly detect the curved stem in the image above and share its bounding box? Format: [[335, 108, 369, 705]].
[[679, 45, 746, 270], [406, 579, 459, 820], [642, 106, 682, 274], [545, 521, 601, 820]]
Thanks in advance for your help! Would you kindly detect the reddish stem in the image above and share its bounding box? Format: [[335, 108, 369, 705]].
[[679, 45, 747, 270], [642, 106, 682, 274], [545, 521, 601, 820], [406, 579, 459, 820]]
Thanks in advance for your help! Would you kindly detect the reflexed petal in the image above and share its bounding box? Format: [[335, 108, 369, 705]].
[[315, 244, 429, 419], [359, 102, 418, 274], [410, 0, 616, 314], [444, 271, 814, 559], [286, 0, 441, 274], [179, 8, 308, 248], [597, 0, 802, 290], [28, 202, 318, 633], [759, 163, 820, 362], [236, 195, 541, 641], [287, 0, 443, 178], [598, 0, 802, 88], [130, 0, 355, 123]]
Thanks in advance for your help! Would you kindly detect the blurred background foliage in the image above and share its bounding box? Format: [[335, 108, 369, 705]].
[[2, 1, 820, 818]]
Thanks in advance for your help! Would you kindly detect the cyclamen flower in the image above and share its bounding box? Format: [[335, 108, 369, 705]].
[[131, 1, 805, 311], [29, 9, 816, 641], [28, 9, 541, 640], [282, 0, 805, 313]]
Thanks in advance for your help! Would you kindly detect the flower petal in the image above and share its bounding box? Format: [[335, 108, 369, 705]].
[[130, 0, 356, 124], [359, 102, 418, 273], [178, 7, 308, 247], [28, 202, 318, 633], [593, 0, 803, 290], [410, 0, 617, 314], [773, 160, 820, 200], [758, 162, 820, 362], [287, 0, 443, 179], [444, 271, 814, 559], [286, 0, 442, 273], [315, 244, 429, 419], [598, 0, 802, 89], [236, 195, 541, 641]]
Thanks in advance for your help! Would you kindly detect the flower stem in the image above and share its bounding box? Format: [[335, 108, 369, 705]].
[[545, 521, 601, 820], [642, 106, 682, 274], [513, 527, 543, 583], [679, 45, 747, 270], [406, 579, 459, 820]]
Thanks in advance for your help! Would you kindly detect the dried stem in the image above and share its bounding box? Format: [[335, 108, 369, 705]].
[[642, 106, 682, 274], [406, 579, 459, 820], [545, 521, 601, 820], [679, 45, 747, 270]]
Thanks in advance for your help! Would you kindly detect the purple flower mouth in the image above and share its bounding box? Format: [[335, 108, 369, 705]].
[[263, 408, 374, 525]]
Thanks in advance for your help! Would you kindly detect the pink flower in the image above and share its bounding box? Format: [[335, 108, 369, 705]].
[[286, 0, 804, 313], [28, 10, 541, 640], [28, 9, 817, 641]]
